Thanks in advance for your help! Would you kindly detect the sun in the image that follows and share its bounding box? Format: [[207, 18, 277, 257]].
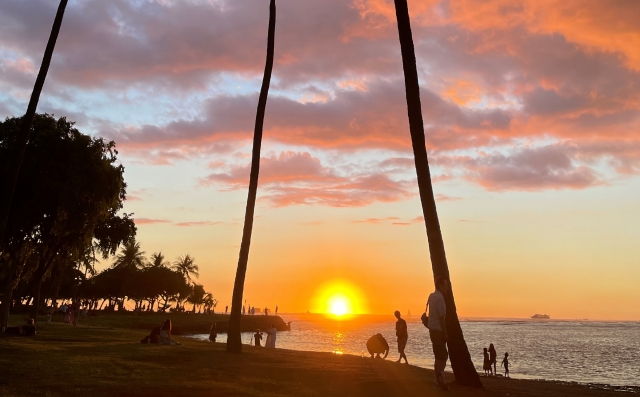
[[311, 279, 367, 318], [328, 296, 349, 316]]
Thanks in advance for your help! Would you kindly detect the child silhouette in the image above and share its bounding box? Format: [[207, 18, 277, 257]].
[[501, 352, 510, 378]]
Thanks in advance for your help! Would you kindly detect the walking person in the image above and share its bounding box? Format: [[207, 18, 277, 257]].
[[501, 352, 510, 378], [394, 310, 408, 364], [275, 305, 278, 315], [426, 277, 450, 390], [488, 343, 497, 376]]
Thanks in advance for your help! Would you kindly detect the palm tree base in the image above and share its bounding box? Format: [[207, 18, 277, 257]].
[[226, 320, 242, 353]]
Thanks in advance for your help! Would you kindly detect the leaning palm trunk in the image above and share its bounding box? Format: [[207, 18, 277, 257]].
[[227, 0, 276, 353], [393, 0, 482, 388], [0, 0, 68, 244]]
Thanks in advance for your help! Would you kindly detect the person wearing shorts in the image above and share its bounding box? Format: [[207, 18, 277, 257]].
[[427, 277, 450, 391], [395, 310, 409, 363]]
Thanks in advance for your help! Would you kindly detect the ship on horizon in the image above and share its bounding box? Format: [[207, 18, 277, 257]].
[[531, 314, 550, 319]]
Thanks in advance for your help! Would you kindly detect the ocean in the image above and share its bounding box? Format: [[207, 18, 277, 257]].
[[186, 314, 640, 387]]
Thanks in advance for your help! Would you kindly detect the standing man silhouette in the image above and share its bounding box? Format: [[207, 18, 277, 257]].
[[275, 305, 278, 314], [427, 277, 450, 390], [394, 310, 409, 363]]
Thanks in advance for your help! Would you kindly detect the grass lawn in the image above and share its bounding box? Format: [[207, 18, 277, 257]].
[[0, 320, 627, 397], [12, 311, 285, 334]]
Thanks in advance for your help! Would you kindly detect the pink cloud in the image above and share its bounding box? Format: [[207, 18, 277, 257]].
[[174, 221, 222, 227], [202, 151, 415, 207], [134, 218, 171, 225], [2, 0, 640, 197]]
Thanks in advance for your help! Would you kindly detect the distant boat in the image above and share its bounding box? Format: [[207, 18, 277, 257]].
[[531, 314, 550, 319]]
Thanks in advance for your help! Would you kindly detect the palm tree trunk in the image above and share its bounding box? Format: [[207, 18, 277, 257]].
[[0, 0, 68, 245], [227, 0, 276, 354], [393, 0, 482, 388]]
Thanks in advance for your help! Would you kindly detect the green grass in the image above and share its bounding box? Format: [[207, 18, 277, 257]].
[[8, 311, 285, 334], [0, 320, 628, 397]]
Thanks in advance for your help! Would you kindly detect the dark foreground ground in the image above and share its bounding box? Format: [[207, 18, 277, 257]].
[[0, 319, 632, 397]]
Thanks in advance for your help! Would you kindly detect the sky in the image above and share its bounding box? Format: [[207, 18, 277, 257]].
[[1, 0, 639, 320]]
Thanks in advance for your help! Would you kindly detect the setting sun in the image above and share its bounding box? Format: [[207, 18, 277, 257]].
[[311, 279, 368, 317], [328, 296, 349, 316]]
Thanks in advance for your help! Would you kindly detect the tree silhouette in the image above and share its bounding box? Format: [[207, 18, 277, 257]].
[[113, 241, 147, 271], [172, 254, 199, 282], [393, 0, 482, 387], [149, 252, 169, 268], [227, 0, 276, 354], [0, 0, 68, 244]]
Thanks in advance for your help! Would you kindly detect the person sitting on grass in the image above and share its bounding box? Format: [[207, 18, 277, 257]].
[[366, 333, 389, 359], [158, 319, 180, 345], [22, 318, 37, 336], [254, 329, 263, 347], [501, 352, 510, 378]]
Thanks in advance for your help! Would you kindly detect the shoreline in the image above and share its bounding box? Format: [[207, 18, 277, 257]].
[[183, 332, 640, 393], [1, 322, 638, 396]]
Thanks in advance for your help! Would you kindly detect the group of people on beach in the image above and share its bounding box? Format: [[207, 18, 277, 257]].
[[483, 343, 510, 377], [365, 277, 511, 391], [253, 324, 277, 348]]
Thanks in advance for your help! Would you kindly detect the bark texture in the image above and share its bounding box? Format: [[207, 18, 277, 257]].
[[227, 0, 276, 353], [393, 0, 483, 388]]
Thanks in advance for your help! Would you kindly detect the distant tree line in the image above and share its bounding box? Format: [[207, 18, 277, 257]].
[[0, 114, 217, 327]]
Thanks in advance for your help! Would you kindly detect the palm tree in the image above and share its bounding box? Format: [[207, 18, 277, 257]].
[[203, 293, 217, 314], [112, 240, 147, 270], [149, 252, 169, 268], [0, 0, 68, 244], [172, 254, 199, 282], [227, 0, 276, 354], [187, 284, 206, 313], [393, 0, 483, 388]]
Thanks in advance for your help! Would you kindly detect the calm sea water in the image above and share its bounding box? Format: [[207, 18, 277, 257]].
[[187, 314, 640, 387]]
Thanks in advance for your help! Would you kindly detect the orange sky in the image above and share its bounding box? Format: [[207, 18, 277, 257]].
[[2, 0, 640, 320]]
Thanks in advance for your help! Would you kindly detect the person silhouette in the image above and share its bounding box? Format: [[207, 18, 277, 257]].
[[254, 329, 263, 347], [488, 343, 497, 376], [225, 305, 228, 314], [366, 333, 389, 359], [483, 347, 491, 376], [394, 310, 408, 364], [501, 352, 510, 378], [427, 277, 450, 390], [209, 323, 217, 342], [276, 305, 278, 314]]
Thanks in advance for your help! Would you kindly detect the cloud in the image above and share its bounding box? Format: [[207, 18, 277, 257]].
[[2, 0, 640, 198], [202, 151, 415, 207], [462, 145, 603, 191], [352, 217, 401, 224], [174, 221, 222, 227], [134, 218, 171, 225]]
